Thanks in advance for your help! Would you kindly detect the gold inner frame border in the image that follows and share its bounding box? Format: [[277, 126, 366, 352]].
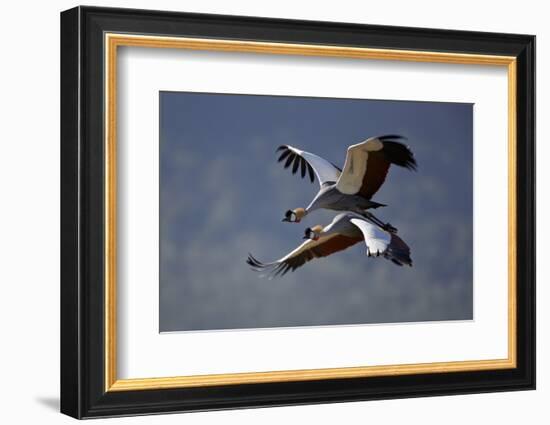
[[104, 33, 517, 392]]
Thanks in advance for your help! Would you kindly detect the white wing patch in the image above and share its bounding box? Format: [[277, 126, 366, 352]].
[[336, 138, 383, 195], [286, 146, 341, 187], [349, 218, 390, 256]]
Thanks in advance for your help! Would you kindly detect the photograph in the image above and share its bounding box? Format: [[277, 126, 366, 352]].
[[159, 92, 473, 332], [57, 5, 535, 419]]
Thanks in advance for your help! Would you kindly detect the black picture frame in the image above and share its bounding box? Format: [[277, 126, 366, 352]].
[[61, 5, 535, 419]]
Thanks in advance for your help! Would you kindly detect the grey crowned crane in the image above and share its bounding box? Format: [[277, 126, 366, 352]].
[[247, 212, 412, 278], [277, 135, 417, 233]]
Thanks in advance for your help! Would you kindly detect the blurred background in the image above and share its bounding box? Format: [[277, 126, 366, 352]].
[[159, 91, 473, 332]]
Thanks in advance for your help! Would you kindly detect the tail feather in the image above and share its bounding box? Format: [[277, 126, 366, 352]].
[[368, 201, 387, 209], [386, 234, 413, 267]]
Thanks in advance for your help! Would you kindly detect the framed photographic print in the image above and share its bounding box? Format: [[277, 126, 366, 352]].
[[60, 6, 535, 419]]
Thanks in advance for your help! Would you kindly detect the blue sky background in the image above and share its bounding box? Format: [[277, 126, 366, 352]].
[[159, 91, 473, 332]]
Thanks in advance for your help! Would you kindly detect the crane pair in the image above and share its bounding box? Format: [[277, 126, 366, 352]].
[[247, 135, 417, 278]]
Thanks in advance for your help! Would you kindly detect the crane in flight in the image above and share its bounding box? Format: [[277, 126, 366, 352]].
[[277, 135, 416, 233], [247, 212, 412, 278]]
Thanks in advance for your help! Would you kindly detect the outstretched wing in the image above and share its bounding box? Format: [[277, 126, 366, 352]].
[[276, 145, 341, 188], [349, 217, 412, 266], [336, 135, 417, 199], [247, 233, 361, 278]]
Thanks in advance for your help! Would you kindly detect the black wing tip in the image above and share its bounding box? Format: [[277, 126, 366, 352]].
[[277, 147, 316, 183], [246, 254, 290, 278], [404, 150, 418, 171], [246, 253, 266, 269], [379, 134, 407, 141], [307, 163, 315, 183], [291, 154, 301, 174], [403, 155, 418, 171], [381, 139, 418, 171], [283, 153, 295, 168]]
